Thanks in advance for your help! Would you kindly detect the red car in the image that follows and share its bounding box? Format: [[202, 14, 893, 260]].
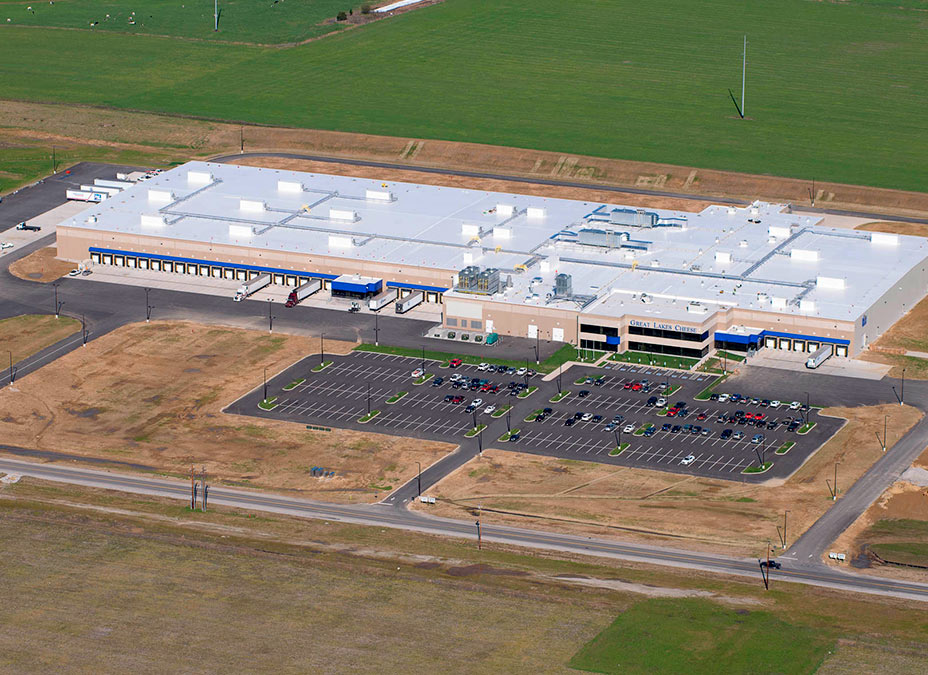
[[623, 382, 633, 390], [449, 358, 462, 368], [631, 383, 643, 391], [666, 408, 679, 417], [696, 413, 708, 421]]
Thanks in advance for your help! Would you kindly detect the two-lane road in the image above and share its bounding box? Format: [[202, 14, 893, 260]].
[[2, 457, 927, 602]]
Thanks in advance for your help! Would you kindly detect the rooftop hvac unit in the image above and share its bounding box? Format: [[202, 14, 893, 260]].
[[277, 180, 304, 194], [328, 235, 353, 248], [870, 232, 899, 246], [555, 273, 572, 297], [578, 228, 628, 248], [686, 302, 709, 315], [610, 207, 659, 227], [493, 226, 511, 239], [816, 276, 846, 290], [768, 225, 790, 238], [229, 224, 253, 238], [187, 170, 212, 185], [147, 189, 174, 203], [799, 299, 816, 313], [715, 251, 732, 264], [140, 214, 165, 228], [476, 268, 500, 294], [240, 199, 266, 212], [771, 297, 787, 309], [457, 265, 480, 290], [791, 248, 819, 262], [329, 209, 357, 221], [526, 207, 546, 219], [496, 204, 515, 217], [640, 293, 653, 304], [461, 223, 480, 236], [365, 189, 393, 201]]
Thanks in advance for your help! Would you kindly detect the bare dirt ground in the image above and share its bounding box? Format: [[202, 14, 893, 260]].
[[3, 100, 928, 217], [828, 444, 928, 583], [0, 314, 80, 363], [8, 246, 74, 283], [413, 405, 922, 557], [0, 321, 453, 502], [855, 221, 928, 238], [859, 292, 928, 378]]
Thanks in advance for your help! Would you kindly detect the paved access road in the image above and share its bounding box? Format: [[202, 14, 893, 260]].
[[230, 351, 841, 484], [2, 456, 927, 603], [212, 152, 928, 226]]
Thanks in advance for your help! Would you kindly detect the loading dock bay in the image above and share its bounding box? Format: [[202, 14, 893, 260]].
[[231, 351, 842, 482]]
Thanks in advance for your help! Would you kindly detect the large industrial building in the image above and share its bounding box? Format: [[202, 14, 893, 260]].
[[56, 161, 928, 358]]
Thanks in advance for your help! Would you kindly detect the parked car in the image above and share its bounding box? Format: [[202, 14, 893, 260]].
[[16, 222, 41, 232], [483, 404, 497, 415], [411, 368, 424, 377], [581, 412, 593, 422], [578, 390, 590, 398], [759, 560, 782, 569], [623, 423, 635, 433], [680, 454, 696, 465], [720, 428, 733, 440], [432, 377, 444, 387], [449, 358, 462, 368], [508, 432, 520, 442], [564, 418, 576, 427]]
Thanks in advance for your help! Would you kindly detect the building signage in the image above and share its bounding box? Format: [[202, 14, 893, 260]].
[[628, 319, 700, 334]]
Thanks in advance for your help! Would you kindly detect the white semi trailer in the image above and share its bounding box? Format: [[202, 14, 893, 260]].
[[395, 291, 423, 314], [233, 272, 271, 302], [66, 189, 106, 203], [805, 346, 832, 369], [368, 288, 398, 311], [285, 279, 322, 307]]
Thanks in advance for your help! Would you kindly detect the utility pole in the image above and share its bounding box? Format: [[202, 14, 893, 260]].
[[7, 351, 13, 386], [506, 408, 511, 432], [53, 282, 61, 318], [901, 368, 906, 405], [476, 506, 482, 550], [240, 126, 244, 154], [741, 35, 747, 118], [415, 461, 421, 498], [782, 510, 789, 549], [367, 382, 371, 415], [477, 433, 483, 457], [81, 314, 86, 346], [202, 482, 209, 511], [320, 333, 325, 366], [214, 0, 219, 31], [190, 466, 197, 510]]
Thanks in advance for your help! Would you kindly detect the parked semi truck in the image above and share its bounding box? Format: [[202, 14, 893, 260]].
[[395, 291, 423, 314], [66, 189, 106, 203], [285, 279, 321, 307], [233, 273, 271, 302], [805, 345, 832, 369], [368, 288, 397, 311]]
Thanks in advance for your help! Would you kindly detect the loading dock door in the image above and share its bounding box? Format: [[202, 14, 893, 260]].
[[835, 345, 848, 357], [793, 340, 806, 352], [764, 337, 777, 349], [778, 338, 791, 350], [527, 324, 538, 339]]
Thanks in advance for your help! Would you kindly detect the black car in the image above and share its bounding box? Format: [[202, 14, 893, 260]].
[[670, 425, 682, 433], [432, 377, 444, 387], [564, 418, 576, 427], [573, 411, 584, 420], [709, 393, 720, 401], [508, 432, 520, 442], [720, 428, 733, 439], [542, 408, 553, 414], [591, 414, 603, 423], [646, 396, 658, 407], [593, 377, 605, 386], [578, 390, 590, 398], [444, 394, 455, 402], [759, 560, 782, 569]]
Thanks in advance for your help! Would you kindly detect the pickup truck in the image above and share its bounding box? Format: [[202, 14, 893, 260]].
[[16, 222, 41, 232]]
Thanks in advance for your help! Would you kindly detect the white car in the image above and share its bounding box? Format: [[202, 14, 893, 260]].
[[68, 269, 81, 277], [680, 454, 696, 465], [516, 367, 527, 376], [483, 404, 497, 415], [477, 362, 489, 371], [411, 368, 424, 378], [581, 412, 593, 422], [0, 242, 13, 250], [472, 398, 484, 407], [769, 400, 781, 409], [623, 423, 635, 433], [656, 397, 667, 407], [789, 401, 802, 410], [718, 393, 730, 402]]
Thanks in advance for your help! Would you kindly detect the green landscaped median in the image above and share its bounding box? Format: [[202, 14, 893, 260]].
[[358, 410, 381, 423], [498, 428, 520, 442], [634, 424, 654, 436], [612, 351, 698, 370], [413, 373, 433, 385], [282, 378, 305, 391], [776, 441, 795, 455], [517, 386, 537, 399], [258, 397, 278, 411], [695, 374, 728, 401], [464, 424, 487, 438], [354, 343, 575, 374], [609, 442, 630, 456], [386, 391, 408, 404], [491, 405, 512, 418], [662, 384, 680, 397], [549, 390, 570, 403], [524, 409, 543, 422], [797, 422, 816, 434], [743, 461, 773, 475], [311, 361, 333, 372]]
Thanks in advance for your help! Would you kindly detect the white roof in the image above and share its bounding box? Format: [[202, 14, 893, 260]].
[[64, 161, 928, 323]]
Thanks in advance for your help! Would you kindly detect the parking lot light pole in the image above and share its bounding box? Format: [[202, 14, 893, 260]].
[[53, 282, 59, 318], [613, 429, 619, 451], [374, 312, 379, 346], [535, 333, 540, 364], [472, 409, 477, 430], [145, 287, 152, 322], [782, 510, 789, 549], [367, 382, 371, 415], [416, 461, 421, 498], [506, 408, 511, 432], [267, 298, 273, 333], [81, 314, 86, 346], [263, 366, 268, 402], [7, 351, 13, 386], [901, 368, 906, 405], [320, 333, 325, 366], [421, 346, 425, 374]]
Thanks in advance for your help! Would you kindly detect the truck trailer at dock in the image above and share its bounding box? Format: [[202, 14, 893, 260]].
[[233, 273, 271, 302], [369, 288, 398, 311], [395, 291, 424, 314], [285, 279, 322, 307]]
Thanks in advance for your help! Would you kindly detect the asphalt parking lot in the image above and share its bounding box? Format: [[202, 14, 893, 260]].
[[230, 351, 843, 482]]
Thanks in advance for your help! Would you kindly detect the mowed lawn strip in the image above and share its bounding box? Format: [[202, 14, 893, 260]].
[[0, 0, 926, 190], [569, 597, 832, 675], [0, 314, 81, 363]]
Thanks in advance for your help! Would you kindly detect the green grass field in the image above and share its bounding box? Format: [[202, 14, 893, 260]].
[[1, 0, 927, 190], [0, 0, 353, 43], [570, 597, 831, 674]]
